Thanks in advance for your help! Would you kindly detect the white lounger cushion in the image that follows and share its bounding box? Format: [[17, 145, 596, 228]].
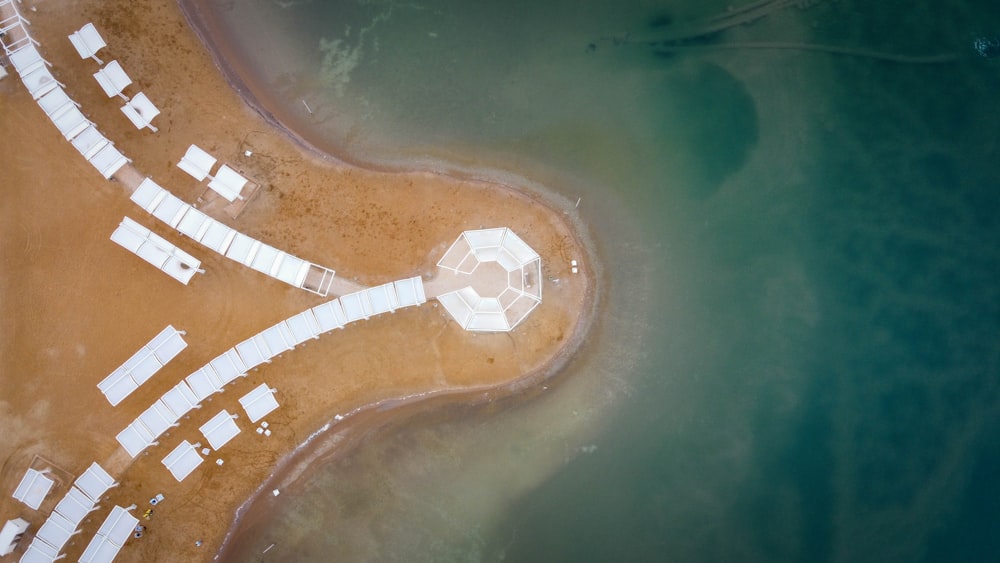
[[260, 322, 295, 357], [12, 468, 54, 510], [74, 462, 117, 503], [21, 64, 62, 100], [286, 310, 321, 344], [177, 144, 216, 181], [88, 142, 130, 179], [311, 299, 348, 332], [394, 276, 427, 308], [70, 125, 109, 160], [235, 334, 272, 370], [199, 219, 237, 253], [35, 511, 77, 551], [340, 290, 373, 322], [37, 87, 79, 119], [207, 164, 247, 202], [209, 349, 247, 385], [199, 410, 241, 450], [68, 23, 106, 64], [110, 217, 201, 285], [93, 60, 132, 98], [161, 441, 203, 482], [239, 384, 279, 423], [130, 177, 168, 212], [116, 422, 157, 458], [121, 91, 159, 132], [186, 365, 225, 401], [8, 44, 49, 75], [53, 486, 97, 526], [161, 381, 201, 418]]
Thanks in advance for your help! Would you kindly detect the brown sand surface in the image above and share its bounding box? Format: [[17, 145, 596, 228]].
[[0, 0, 596, 561]]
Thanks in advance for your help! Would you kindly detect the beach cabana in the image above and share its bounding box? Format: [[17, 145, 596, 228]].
[[177, 144, 216, 181], [73, 463, 118, 504], [207, 164, 248, 202], [199, 410, 241, 451], [11, 468, 54, 511], [239, 384, 279, 423], [310, 299, 348, 333], [161, 441, 203, 482], [436, 228, 543, 332], [79, 505, 138, 563], [52, 487, 98, 527], [110, 217, 203, 284], [93, 60, 131, 100], [120, 92, 159, 132], [68, 23, 106, 64]]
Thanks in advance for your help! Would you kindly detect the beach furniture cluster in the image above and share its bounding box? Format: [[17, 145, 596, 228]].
[[16, 462, 119, 562], [130, 177, 337, 295], [178, 144, 248, 203], [97, 326, 188, 407]]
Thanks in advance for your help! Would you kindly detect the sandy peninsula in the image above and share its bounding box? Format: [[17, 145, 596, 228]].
[[0, 0, 595, 560]]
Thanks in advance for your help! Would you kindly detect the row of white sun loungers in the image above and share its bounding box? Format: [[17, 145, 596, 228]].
[[110, 217, 204, 285], [97, 325, 188, 406], [130, 177, 336, 294], [19, 463, 118, 563]]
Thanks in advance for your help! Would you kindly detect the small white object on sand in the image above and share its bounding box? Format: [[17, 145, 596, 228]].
[[272, 489, 280, 496]]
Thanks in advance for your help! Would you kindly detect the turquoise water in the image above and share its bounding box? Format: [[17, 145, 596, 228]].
[[203, 0, 1000, 561]]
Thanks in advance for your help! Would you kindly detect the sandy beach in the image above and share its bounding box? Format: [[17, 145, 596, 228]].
[[0, 0, 596, 560]]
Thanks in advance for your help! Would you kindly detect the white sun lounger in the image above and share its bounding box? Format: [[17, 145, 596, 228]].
[[209, 349, 247, 386], [199, 220, 237, 254], [175, 207, 210, 240], [20, 63, 63, 100], [137, 401, 180, 437], [110, 217, 203, 285], [8, 43, 50, 76], [20, 539, 63, 563], [93, 60, 131, 100], [311, 299, 348, 333], [121, 92, 159, 132], [88, 142, 130, 179], [340, 290, 373, 322], [12, 468, 54, 510], [235, 334, 272, 370], [177, 144, 216, 181], [98, 325, 187, 406], [286, 310, 321, 345], [53, 486, 98, 527], [69, 125, 110, 161], [149, 192, 188, 228], [365, 283, 399, 315], [207, 164, 247, 202], [52, 105, 91, 141], [224, 232, 260, 265], [161, 441, 203, 482], [200, 410, 241, 451], [239, 384, 279, 423], [273, 254, 310, 287], [185, 365, 225, 402], [68, 23, 106, 64], [129, 177, 167, 212], [79, 505, 138, 563], [260, 322, 295, 357], [35, 511, 80, 554], [74, 463, 118, 504], [37, 87, 81, 119], [116, 422, 158, 458], [160, 380, 201, 418], [394, 276, 427, 308]]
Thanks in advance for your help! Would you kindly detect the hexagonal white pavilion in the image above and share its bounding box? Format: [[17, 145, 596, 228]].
[[435, 228, 543, 332]]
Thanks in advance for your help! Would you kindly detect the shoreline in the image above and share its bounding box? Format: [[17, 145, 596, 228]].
[[174, 1, 607, 556], [1, 0, 602, 560]]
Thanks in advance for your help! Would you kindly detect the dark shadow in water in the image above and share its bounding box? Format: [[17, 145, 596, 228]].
[[651, 60, 759, 199]]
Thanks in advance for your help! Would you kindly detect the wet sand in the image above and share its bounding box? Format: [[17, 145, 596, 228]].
[[0, 0, 596, 561]]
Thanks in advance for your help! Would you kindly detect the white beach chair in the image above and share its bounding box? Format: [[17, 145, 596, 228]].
[[74, 462, 118, 504], [235, 334, 273, 370], [110, 217, 203, 284], [286, 310, 322, 345], [37, 87, 81, 119], [7, 43, 50, 76], [11, 468, 54, 511], [121, 91, 160, 132], [68, 22, 106, 64], [340, 290, 373, 322], [70, 125, 109, 160], [161, 441, 204, 482], [239, 384, 280, 423], [199, 219, 237, 254], [311, 299, 348, 333], [209, 349, 247, 385], [199, 410, 241, 450], [161, 381, 201, 418], [88, 142, 131, 179], [53, 487, 99, 527], [185, 365, 225, 402], [35, 512, 80, 554], [20, 64, 63, 100], [93, 60, 132, 100], [207, 164, 248, 202], [130, 177, 168, 212], [80, 505, 138, 563], [177, 144, 217, 181], [116, 422, 159, 458], [52, 106, 92, 141]]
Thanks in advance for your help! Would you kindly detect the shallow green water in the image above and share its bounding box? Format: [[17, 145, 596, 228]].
[[206, 0, 1000, 561]]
